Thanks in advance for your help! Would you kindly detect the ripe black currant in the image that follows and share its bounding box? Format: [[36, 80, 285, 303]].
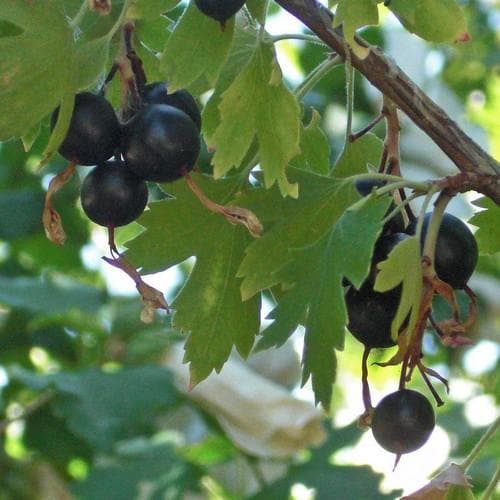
[[345, 282, 401, 349], [122, 104, 200, 183], [408, 212, 478, 289], [371, 389, 435, 455], [194, 0, 246, 23], [51, 92, 121, 166], [142, 82, 201, 131], [80, 160, 148, 228]]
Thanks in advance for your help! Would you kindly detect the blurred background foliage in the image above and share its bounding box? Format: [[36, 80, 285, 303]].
[[0, 0, 498, 498]]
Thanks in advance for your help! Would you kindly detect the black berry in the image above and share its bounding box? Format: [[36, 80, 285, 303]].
[[80, 161, 148, 228], [142, 82, 201, 131], [51, 92, 121, 166], [345, 282, 401, 349], [122, 104, 200, 183], [408, 212, 478, 289], [371, 389, 435, 455], [194, 0, 246, 23]]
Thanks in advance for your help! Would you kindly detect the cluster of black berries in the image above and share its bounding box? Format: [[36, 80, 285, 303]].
[[344, 179, 478, 461], [51, 83, 201, 232]]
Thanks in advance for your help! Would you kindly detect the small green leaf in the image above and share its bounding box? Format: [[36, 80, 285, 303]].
[[469, 197, 500, 255], [389, 0, 468, 43], [332, 132, 384, 178], [160, 2, 234, 92], [374, 236, 422, 340], [333, 0, 379, 58], [211, 41, 301, 197]]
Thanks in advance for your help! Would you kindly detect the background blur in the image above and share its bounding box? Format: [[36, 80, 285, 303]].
[[0, 1, 498, 498]]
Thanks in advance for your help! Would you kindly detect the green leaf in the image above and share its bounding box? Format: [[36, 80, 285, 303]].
[[257, 195, 392, 408], [12, 366, 179, 451], [127, 0, 180, 19], [238, 170, 356, 300], [291, 110, 331, 175], [333, 0, 379, 58], [374, 236, 422, 340], [0, 0, 73, 139], [202, 25, 258, 141], [469, 197, 500, 255], [332, 132, 384, 178], [0, 275, 104, 315], [0, 0, 119, 141], [211, 41, 301, 197], [125, 175, 261, 385], [246, 0, 268, 24], [389, 0, 468, 43], [159, 2, 234, 93]]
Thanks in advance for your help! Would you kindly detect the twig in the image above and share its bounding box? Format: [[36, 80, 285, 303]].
[[273, 0, 500, 203]]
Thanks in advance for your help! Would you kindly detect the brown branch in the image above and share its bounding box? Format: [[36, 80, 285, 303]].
[[273, 0, 500, 204]]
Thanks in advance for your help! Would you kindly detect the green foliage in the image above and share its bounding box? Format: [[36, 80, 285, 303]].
[[126, 175, 261, 384], [12, 365, 179, 451], [469, 197, 500, 255], [211, 40, 301, 197], [0, 1, 498, 498], [72, 441, 201, 500], [375, 236, 422, 340], [333, 0, 379, 57], [256, 194, 392, 407], [388, 0, 468, 43], [160, 2, 235, 94]]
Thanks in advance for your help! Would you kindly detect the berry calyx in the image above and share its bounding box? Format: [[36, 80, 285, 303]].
[[409, 212, 478, 289], [194, 0, 246, 23], [80, 160, 148, 228], [345, 282, 401, 349], [142, 82, 201, 131], [371, 389, 435, 455], [122, 104, 200, 183], [51, 92, 121, 166]]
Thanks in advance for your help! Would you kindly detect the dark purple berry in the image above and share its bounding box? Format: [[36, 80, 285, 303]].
[[372, 389, 435, 455], [51, 92, 121, 166], [80, 160, 148, 228], [408, 212, 478, 289], [142, 82, 201, 131], [345, 282, 401, 349], [122, 104, 200, 183]]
